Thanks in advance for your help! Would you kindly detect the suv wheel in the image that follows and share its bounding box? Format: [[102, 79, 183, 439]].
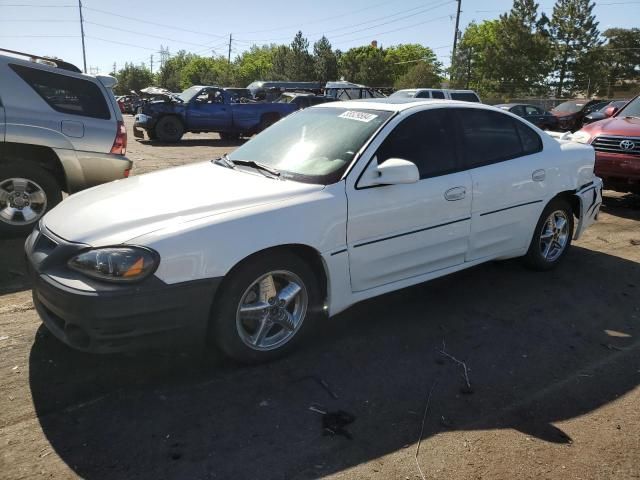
[[155, 116, 184, 142], [0, 163, 62, 236]]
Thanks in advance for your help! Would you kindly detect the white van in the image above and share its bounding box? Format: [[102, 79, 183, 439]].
[[390, 88, 481, 103]]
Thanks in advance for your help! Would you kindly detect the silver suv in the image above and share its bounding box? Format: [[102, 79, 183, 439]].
[[0, 49, 132, 235]]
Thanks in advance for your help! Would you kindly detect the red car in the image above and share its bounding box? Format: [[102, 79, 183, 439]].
[[577, 94, 640, 194]]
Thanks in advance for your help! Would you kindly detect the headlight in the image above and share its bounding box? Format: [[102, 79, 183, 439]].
[[571, 130, 592, 144], [68, 247, 159, 283]]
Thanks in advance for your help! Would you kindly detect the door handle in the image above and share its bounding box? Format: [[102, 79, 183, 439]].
[[532, 169, 546, 182], [444, 186, 466, 201]]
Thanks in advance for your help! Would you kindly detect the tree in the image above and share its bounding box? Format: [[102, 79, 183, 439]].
[[180, 56, 230, 89], [394, 62, 441, 89], [549, 0, 601, 96], [156, 50, 195, 92], [590, 28, 640, 96], [338, 45, 393, 86], [233, 45, 278, 86], [313, 36, 338, 83], [385, 44, 441, 80], [271, 45, 290, 80], [286, 31, 313, 80], [492, 0, 551, 96], [114, 63, 154, 95]]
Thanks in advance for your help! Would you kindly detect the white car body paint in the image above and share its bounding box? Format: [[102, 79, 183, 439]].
[[40, 100, 602, 317]]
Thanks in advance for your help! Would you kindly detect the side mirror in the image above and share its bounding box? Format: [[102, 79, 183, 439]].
[[604, 105, 619, 117], [360, 158, 419, 187]]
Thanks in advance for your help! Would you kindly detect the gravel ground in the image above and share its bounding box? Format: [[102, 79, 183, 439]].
[[0, 116, 639, 479]]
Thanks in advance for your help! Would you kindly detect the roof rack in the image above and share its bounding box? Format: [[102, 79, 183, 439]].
[[0, 48, 82, 73]]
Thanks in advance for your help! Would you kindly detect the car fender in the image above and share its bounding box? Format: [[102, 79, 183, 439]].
[[5, 122, 75, 150], [130, 182, 348, 286], [573, 177, 603, 240]]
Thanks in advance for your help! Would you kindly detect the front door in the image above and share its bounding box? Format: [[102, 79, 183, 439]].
[[187, 88, 232, 131], [347, 109, 472, 292]]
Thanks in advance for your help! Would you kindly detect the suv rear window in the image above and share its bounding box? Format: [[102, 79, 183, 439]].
[[10, 64, 111, 120], [450, 92, 479, 102]]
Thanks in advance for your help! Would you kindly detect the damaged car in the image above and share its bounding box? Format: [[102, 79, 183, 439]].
[[27, 100, 602, 363]]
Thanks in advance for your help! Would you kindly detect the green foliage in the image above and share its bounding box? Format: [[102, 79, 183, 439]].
[[234, 45, 279, 86], [114, 63, 154, 95], [385, 44, 441, 80], [549, 0, 601, 96], [338, 46, 394, 86], [156, 50, 195, 92], [313, 36, 338, 83], [286, 31, 314, 80], [179, 56, 231, 89], [394, 62, 442, 89]]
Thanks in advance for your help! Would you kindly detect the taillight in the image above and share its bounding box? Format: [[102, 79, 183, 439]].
[[111, 120, 127, 155]]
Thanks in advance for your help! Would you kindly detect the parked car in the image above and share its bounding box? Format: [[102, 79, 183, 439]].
[[390, 88, 481, 103], [582, 100, 628, 126], [550, 99, 605, 131], [275, 92, 337, 109], [0, 48, 131, 235], [133, 85, 298, 142], [573, 94, 640, 194], [495, 103, 559, 130], [27, 100, 602, 361]]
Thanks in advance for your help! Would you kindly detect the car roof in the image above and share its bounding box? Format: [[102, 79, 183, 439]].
[[313, 98, 490, 112]]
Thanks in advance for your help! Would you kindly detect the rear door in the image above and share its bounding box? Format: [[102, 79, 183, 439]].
[[455, 107, 548, 261], [347, 108, 472, 291], [8, 64, 117, 153]]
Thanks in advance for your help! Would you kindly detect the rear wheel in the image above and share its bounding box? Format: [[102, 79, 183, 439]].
[[0, 163, 62, 236], [155, 116, 184, 142], [147, 128, 158, 140], [524, 198, 574, 270], [210, 251, 321, 364]]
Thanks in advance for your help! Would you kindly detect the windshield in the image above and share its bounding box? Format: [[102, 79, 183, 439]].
[[552, 101, 586, 113], [177, 86, 203, 103], [389, 90, 416, 98], [227, 107, 393, 184], [618, 96, 640, 117]]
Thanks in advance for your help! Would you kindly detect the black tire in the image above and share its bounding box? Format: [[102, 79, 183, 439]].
[[219, 132, 240, 141], [155, 116, 184, 142], [147, 128, 158, 140], [210, 250, 322, 364], [0, 162, 62, 237], [524, 198, 574, 271]]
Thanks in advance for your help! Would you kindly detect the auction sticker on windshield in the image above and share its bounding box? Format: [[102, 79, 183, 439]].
[[339, 110, 378, 122]]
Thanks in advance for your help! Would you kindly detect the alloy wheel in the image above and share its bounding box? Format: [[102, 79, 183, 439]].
[[0, 177, 48, 226], [539, 210, 569, 262]]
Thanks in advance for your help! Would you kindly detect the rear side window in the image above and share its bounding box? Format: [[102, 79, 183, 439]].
[[415, 91, 430, 99], [10, 64, 110, 120], [376, 109, 458, 179], [431, 90, 445, 99], [457, 109, 541, 168], [450, 92, 479, 102]]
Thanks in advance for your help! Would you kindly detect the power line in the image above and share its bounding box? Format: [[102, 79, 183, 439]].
[[85, 35, 160, 52], [81, 6, 228, 39]]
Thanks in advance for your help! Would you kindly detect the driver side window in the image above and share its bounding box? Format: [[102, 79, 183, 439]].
[[376, 109, 459, 179]]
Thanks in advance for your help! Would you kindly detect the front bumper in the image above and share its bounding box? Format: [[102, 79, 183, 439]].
[[594, 151, 640, 192], [26, 224, 221, 353], [133, 113, 155, 139]]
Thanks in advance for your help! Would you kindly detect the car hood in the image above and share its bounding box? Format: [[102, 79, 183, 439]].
[[583, 115, 640, 136], [43, 161, 324, 246]]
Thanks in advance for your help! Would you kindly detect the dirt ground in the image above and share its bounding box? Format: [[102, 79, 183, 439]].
[[1, 116, 639, 479]]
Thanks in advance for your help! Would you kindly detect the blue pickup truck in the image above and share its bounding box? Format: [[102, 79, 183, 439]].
[[133, 85, 297, 142]]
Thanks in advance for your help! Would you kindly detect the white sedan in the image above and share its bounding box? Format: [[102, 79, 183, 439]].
[[26, 100, 602, 363]]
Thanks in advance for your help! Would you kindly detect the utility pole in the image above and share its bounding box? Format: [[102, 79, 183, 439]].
[[150, 54, 153, 74], [451, 0, 462, 73], [78, 0, 87, 73], [227, 33, 232, 64], [112, 62, 116, 75]]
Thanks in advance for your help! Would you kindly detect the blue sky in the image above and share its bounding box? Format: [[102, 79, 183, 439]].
[[1, 0, 639, 79]]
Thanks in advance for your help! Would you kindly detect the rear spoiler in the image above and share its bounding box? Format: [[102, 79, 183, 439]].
[[0, 47, 81, 73], [97, 75, 118, 89]]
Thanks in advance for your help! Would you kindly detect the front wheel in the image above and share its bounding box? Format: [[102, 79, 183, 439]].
[[210, 251, 321, 364], [155, 116, 184, 142], [524, 198, 574, 271]]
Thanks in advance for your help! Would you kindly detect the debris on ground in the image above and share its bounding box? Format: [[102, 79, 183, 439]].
[[438, 340, 473, 394], [293, 375, 339, 399]]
